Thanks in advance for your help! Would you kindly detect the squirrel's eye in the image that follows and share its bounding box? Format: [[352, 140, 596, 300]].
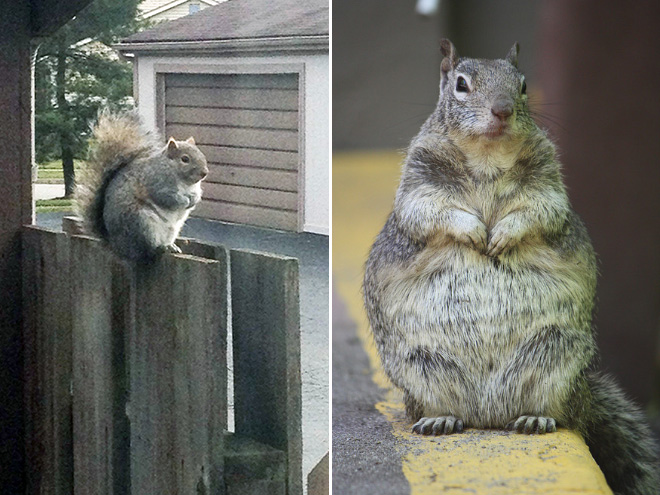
[[456, 76, 469, 93], [521, 79, 527, 95], [181, 155, 190, 163]]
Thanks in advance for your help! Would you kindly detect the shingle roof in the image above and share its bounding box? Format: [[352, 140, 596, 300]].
[[122, 0, 328, 43]]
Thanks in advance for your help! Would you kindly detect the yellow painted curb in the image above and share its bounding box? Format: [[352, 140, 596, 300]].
[[332, 151, 613, 494]]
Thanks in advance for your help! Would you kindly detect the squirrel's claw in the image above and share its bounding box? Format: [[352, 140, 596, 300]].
[[486, 233, 511, 257], [412, 416, 464, 435], [457, 230, 487, 254], [165, 243, 182, 254], [507, 415, 557, 434]]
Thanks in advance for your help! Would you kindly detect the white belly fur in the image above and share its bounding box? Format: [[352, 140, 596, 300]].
[[142, 182, 200, 246]]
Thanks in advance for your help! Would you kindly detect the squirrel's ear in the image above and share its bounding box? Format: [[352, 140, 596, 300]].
[[505, 42, 519, 68], [440, 39, 458, 95], [167, 137, 179, 157], [440, 38, 458, 71], [185, 136, 196, 145]]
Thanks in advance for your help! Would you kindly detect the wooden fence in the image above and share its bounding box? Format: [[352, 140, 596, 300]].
[[23, 225, 302, 495]]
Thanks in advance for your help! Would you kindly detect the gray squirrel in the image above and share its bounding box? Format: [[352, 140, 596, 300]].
[[75, 111, 209, 262], [363, 39, 659, 494]]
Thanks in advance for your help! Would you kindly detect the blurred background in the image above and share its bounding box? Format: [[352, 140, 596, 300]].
[[333, 0, 660, 436]]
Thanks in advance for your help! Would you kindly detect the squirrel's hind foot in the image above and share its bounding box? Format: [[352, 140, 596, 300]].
[[165, 243, 182, 254], [412, 416, 464, 435], [507, 415, 557, 434]]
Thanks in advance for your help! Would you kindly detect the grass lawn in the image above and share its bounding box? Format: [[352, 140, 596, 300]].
[[37, 160, 83, 181], [36, 198, 74, 213], [35, 161, 80, 212]]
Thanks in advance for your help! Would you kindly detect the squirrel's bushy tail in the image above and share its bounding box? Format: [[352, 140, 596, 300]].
[[74, 110, 158, 238], [584, 372, 660, 494]]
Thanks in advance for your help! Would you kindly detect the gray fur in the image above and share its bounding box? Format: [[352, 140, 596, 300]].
[[75, 112, 209, 262], [363, 40, 659, 494]]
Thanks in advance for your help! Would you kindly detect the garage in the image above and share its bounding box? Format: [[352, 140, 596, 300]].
[[117, 0, 329, 234], [164, 72, 301, 230]]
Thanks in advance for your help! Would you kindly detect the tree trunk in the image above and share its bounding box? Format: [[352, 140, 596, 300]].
[[61, 147, 75, 198], [55, 35, 75, 198]]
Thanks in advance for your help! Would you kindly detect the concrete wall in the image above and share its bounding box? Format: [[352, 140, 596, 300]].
[[332, 1, 441, 150], [332, 0, 541, 150], [133, 52, 329, 235]]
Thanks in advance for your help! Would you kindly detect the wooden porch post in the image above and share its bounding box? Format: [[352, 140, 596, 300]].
[[0, 0, 93, 490], [0, 1, 34, 490]]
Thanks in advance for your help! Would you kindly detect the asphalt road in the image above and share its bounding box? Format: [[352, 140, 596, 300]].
[[332, 288, 409, 495]]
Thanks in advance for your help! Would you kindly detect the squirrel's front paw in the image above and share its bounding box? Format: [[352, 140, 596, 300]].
[[507, 415, 557, 434], [186, 194, 201, 209], [451, 212, 487, 253], [412, 416, 464, 435], [486, 218, 524, 257]]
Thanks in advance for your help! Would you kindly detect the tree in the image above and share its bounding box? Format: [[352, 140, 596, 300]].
[[34, 0, 142, 197]]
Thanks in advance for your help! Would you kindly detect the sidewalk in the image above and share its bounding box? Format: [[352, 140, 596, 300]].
[[36, 211, 329, 491], [35, 183, 65, 200]]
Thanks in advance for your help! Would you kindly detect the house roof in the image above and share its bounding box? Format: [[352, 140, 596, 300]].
[[116, 0, 328, 54], [139, 0, 220, 20]]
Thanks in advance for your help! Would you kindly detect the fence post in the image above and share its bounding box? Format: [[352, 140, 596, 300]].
[[230, 249, 302, 495], [70, 235, 132, 495], [307, 453, 329, 495], [23, 227, 73, 494]]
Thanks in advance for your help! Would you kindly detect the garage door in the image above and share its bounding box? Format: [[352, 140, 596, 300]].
[[164, 72, 300, 231]]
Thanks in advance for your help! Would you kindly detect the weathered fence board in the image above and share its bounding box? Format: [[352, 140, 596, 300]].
[[307, 453, 329, 495], [179, 240, 303, 495], [71, 235, 131, 495], [231, 250, 302, 495], [223, 433, 286, 495], [23, 226, 73, 495], [130, 253, 227, 494]]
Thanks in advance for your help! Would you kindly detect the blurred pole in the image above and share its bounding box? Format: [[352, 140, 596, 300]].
[[537, 0, 660, 407]]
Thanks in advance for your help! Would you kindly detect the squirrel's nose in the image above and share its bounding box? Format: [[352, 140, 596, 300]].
[[491, 97, 514, 121]]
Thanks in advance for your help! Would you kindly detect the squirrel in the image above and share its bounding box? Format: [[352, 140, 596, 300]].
[[363, 39, 659, 494], [74, 111, 209, 262]]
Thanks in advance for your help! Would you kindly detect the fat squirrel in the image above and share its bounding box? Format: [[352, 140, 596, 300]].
[[75, 111, 209, 262], [363, 40, 659, 494]]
